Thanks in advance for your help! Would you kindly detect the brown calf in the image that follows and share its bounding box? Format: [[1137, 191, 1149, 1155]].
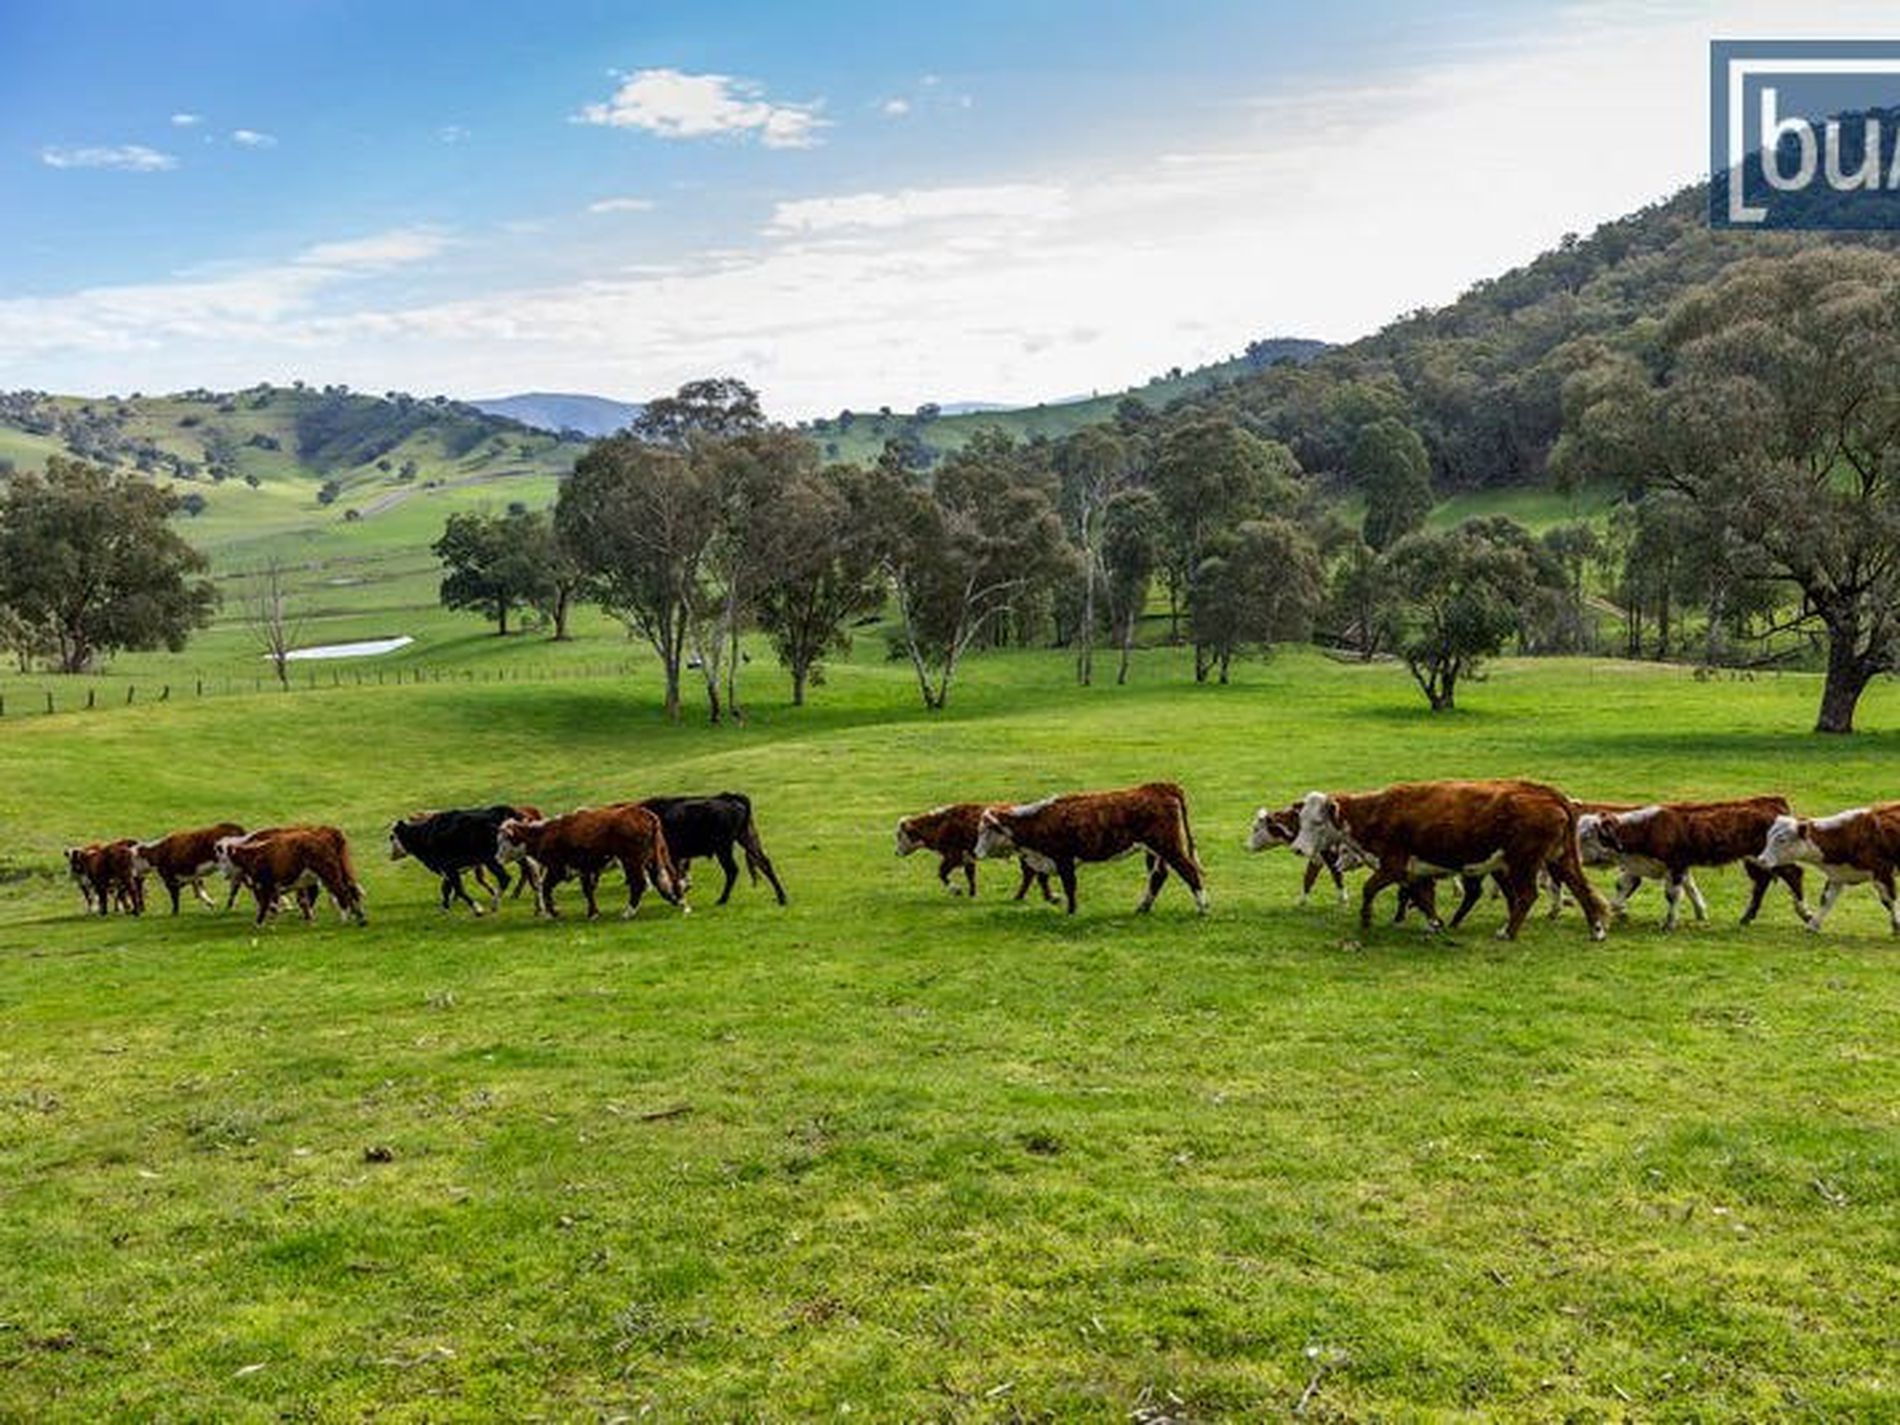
[[974, 782, 1207, 915], [1758, 804, 1900, 934], [66, 840, 145, 916], [1579, 796, 1806, 930], [1292, 779, 1606, 941], [133, 822, 246, 914], [498, 805, 685, 920], [216, 826, 365, 927], [895, 803, 1056, 903]]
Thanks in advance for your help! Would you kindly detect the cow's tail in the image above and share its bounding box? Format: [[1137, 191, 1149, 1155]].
[[1171, 786, 1202, 870], [651, 829, 684, 904], [337, 838, 367, 920]]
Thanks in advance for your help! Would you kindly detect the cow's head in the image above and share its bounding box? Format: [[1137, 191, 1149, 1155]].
[[129, 842, 155, 876], [496, 818, 537, 863], [1757, 814, 1818, 868], [1247, 805, 1301, 854], [894, 817, 921, 857], [1577, 813, 1619, 863], [213, 834, 255, 881], [1289, 791, 1342, 859], [973, 809, 1018, 860], [387, 820, 414, 862], [65, 846, 91, 879]]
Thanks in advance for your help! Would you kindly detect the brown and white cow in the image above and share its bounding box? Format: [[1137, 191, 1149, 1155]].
[[216, 826, 365, 927], [1247, 803, 1356, 905], [973, 782, 1207, 915], [66, 840, 145, 916], [1577, 796, 1806, 931], [132, 822, 246, 914], [498, 804, 685, 920], [1291, 779, 1606, 941], [895, 803, 1056, 903], [1757, 804, 1900, 934]]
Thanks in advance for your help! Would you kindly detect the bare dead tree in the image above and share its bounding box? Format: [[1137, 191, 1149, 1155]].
[[241, 556, 303, 688]]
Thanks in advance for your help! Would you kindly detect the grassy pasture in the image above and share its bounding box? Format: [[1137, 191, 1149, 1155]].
[[1, 647, 1897, 1420]]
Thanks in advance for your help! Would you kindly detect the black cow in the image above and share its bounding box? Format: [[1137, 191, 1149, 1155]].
[[637, 793, 787, 905], [389, 804, 536, 915]]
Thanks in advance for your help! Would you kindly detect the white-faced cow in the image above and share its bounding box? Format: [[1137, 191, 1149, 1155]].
[[1758, 804, 1900, 934], [895, 802, 1057, 903], [216, 825, 366, 927], [1291, 779, 1606, 941], [498, 804, 685, 920], [1577, 796, 1807, 931], [66, 840, 144, 916], [974, 782, 1207, 915], [1247, 803, 1356, 904], [132, 822, 246, 914]]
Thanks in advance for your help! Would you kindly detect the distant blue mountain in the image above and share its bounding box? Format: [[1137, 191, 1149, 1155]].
[[472, 392, 642, 438]]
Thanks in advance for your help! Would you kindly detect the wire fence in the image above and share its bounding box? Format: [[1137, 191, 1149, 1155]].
[[0, 660, 646, 718]]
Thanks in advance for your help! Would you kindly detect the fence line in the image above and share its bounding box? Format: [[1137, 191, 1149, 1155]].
[[0, 660, 645, 719]]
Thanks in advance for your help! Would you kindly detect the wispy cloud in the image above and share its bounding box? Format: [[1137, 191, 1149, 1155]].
[[586, 196, 656, 214], [880, 98, 910, 118], [437, 124, 470, 144], [231, 129, 276, 148], [766, 184, 1068, 235], [575, 68, 828, 149], [169, 112, 202, 128], [296, 229, 448, 269], [40, 144, 177, 172]]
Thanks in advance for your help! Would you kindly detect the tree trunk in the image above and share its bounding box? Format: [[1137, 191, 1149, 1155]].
[[1077, 550, 1096, 686], [1117, 625, 1132, 685], [497, 601, 509, 637], [791, 661, 808, 707], [662, 661, 682, 722], [552, 585, 571, 641], [1816, 627, 1877, 734]]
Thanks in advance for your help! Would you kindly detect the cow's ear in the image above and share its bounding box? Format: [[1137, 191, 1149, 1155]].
[[1324, 798, 1341, 828]]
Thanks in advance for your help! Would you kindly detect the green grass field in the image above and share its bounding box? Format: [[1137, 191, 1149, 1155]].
[[3, 644, 1896, 1420]]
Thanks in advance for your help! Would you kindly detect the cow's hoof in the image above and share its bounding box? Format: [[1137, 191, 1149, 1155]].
[[1590, 924, 1607, 942], [1493, 927, 1513, 941], [1805, 918, 1824, 934], [621, 908, 639, 920]]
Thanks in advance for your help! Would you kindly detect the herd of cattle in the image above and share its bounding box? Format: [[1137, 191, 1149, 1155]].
[[59, 777, 1900, 938], [63, 793, 785, 927]]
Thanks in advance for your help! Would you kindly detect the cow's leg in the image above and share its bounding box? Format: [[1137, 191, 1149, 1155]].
[[1874, 872, 1900, 934], [1684, 870, 1710, 922], [1136, 852, 1168, 913], [538, 865, 565, 918], [1609, 870, 1641, 916], [1549, 845, 1608, 943], [1057, 859, 1079, 915], [189, 876, 216, 910], [579, 868, 601, 920], [450, 870, 484, 916], [1327, 852, 1348, 903], [164, 876, 183, 915], [622, 859, 647, 918], [1496, 870, 1537, 941], [937, 854, 959, 895], [252, 876, 276, 927], [1542, 867, 1566, 919], [1359, 866, 1405, 929], [1013, 860, 1036, 901], [1739, 862, 1773, 925], [1806, 878, 1845, 932], [1777, 865, 1812, 922], [1154, 844, 1208, 914], [480, 860, 509, 911], [1661, 872, 1689, 931], [1447, 875, 1488, 929], [1300, 857, 1322, 906], [714, 848, 740, 905]]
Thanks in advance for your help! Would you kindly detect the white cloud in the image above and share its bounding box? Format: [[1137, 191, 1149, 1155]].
[[765, 184, 1069, 235], [170, 112, 202, 128], [587, 196, 656, 214], [231, 129, 276, 148], [40, 144, 177, 172], [296, 230, 449, 269], [880, 98, 910, 118], [575, 68, 827, 149], [17, 0, 1900, 413], [437, 124, 470, 144]]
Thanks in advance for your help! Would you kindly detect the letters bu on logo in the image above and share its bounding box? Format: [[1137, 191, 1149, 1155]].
[[1710, 41, 1900, 230]]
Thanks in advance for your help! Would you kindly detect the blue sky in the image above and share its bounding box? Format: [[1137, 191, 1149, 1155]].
[[1, 1, 1881, 413]]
